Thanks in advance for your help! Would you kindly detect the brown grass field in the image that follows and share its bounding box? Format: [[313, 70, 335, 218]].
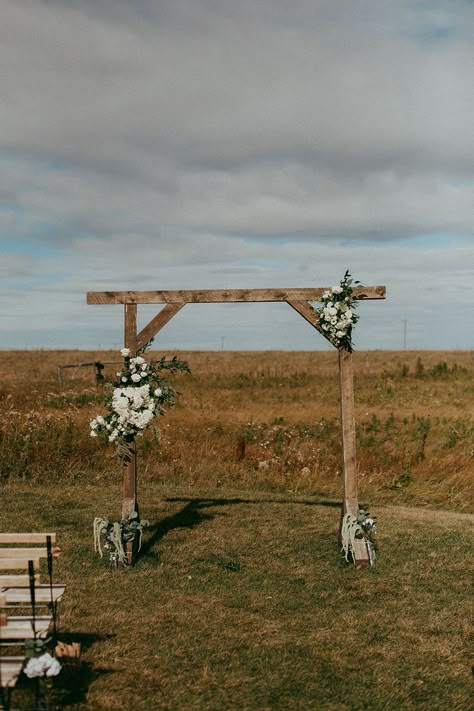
[[0, 349, 473, 710]]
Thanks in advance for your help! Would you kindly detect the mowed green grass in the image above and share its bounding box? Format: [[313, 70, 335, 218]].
[[1, 481, 472, 711]]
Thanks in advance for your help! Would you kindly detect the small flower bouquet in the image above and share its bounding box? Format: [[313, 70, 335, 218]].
[[316, 270, 361, 352], [23, 650, 62, 710], [24, 652, 61, 680], [90, 346, 189, 462]]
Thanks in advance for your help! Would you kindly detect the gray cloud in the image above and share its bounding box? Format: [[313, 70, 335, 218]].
[[0, 1, 473, 349]]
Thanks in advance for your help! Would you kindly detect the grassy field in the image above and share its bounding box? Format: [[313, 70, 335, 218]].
[[0, 349, 473, 710]]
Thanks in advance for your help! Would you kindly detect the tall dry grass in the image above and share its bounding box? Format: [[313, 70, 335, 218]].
[[0, 349, 472, 510]]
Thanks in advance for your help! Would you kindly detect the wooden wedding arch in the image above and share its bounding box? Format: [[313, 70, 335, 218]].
[[87, 285, 386, 567]]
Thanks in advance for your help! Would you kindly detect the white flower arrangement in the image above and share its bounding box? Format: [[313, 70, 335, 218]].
[[316, 270, 361, 352], [90, 347, 189, 462], [24, 653, 62, 679]]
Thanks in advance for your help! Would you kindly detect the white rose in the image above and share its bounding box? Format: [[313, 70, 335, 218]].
[[336, 331, 345, 338], [332, 286, 343, 294], [120, 348, 130, 357], [154, 388, 163, 397], [45, 657, 62, 677], [131, 373, 141, 383], [90, 430, 98, 437], [24, 657, 45, 678], [328, 307, 337, 316]]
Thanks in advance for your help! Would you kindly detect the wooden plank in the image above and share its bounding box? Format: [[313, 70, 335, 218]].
[[0, 657, 25, 687], [137, 303, 185, 350], [0, 559, 40, 571], [0, 548, 60, 560], [339, 350, 370, 569], [87, 286, 386, 305], [2, 615, 51, 627], [339, 350, 358, 505], [1, 585, 65, 605], [285, 300, 326, 338], [0, 533, 56, 545], [123, 304, 138, 564], [0, 575, 39, 587], [1, 616, 51, 641]]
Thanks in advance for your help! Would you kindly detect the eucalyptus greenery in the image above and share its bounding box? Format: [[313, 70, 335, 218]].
[[93, 512, 149, 566]]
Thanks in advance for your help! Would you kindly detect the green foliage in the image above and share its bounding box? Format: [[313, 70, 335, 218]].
[[93, 511, 149, 566]]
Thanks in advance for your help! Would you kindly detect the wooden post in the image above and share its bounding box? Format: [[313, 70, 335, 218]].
[[123, 304, 138, 564], [338, 349, 369, 568]]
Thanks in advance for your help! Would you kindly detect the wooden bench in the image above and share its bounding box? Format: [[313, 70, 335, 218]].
[[0, 533, 69, 705], [0, 533, 64, 652]]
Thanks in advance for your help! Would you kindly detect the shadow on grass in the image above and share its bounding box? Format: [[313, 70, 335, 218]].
[[54, 632, 116, 707], [7, 633, 115, 710], [140, 496, 342, 559], [139, 499, 216, 558]]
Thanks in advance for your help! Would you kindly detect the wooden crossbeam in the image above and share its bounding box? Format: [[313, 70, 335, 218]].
[[87, 286, 385, 304]]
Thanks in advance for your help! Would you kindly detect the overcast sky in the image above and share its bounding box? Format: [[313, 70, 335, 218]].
[[1, 0, 473, 352]]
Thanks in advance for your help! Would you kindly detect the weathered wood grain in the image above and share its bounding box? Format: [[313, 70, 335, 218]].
[[123, 304, 139, 563], [339, 350, 369, 568], [87, 286, 386, 304]]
